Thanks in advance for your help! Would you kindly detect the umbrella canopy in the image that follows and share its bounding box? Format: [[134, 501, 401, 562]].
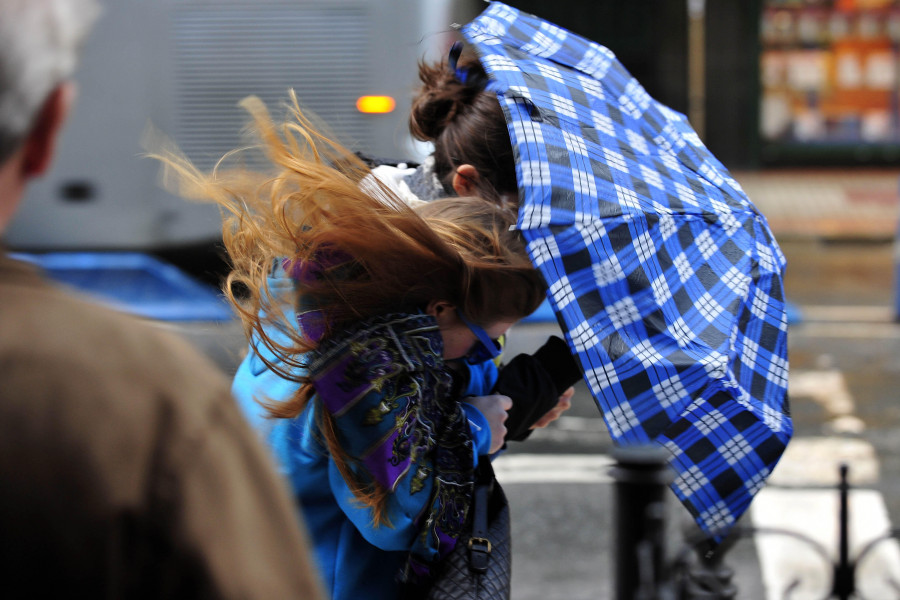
[[462, 2, 792, 540]]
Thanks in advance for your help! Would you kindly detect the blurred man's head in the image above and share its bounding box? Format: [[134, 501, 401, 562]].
[[0, 0, 99, 231]]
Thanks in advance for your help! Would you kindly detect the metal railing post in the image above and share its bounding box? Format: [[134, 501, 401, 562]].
[[681, 532, 738, 599], [832, 463, 855, 600], [611, 446, 674, 600]]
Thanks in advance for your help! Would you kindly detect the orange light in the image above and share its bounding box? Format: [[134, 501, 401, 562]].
[[356, 95, 396, 114]]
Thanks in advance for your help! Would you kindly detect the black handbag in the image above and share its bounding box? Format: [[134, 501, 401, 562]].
[[424, 460, 512, 600]]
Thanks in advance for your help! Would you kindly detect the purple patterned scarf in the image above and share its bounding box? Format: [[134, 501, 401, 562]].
[[307, 312, 475, 584]]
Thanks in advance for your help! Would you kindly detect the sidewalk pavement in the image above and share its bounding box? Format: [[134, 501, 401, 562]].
[[734, 168, 900, 242]]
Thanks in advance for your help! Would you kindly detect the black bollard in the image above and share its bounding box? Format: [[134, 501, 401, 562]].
[[832, 464, 854, 600], [610, 446, 674, 600]]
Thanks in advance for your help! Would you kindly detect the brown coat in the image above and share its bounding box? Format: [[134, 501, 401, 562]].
[[0, 252, 323, 598]]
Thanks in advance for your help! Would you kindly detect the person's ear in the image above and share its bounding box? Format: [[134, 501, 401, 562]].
[[22, 82, 74, 177], [425, 300, 456, 323], [451, 164, 481, 196]]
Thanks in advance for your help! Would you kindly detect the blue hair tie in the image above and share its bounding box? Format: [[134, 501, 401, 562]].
[[448, 41, 498, 93], [448, 41, 467, 82]]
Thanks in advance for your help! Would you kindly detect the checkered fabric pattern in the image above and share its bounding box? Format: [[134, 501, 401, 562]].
[[463, 2, 792, 540]]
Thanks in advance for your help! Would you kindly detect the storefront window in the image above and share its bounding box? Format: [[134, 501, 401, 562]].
[[760, 0, 900, 149]]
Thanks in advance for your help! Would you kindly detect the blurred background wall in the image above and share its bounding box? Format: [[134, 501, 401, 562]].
[[7, 0, 899, 279]]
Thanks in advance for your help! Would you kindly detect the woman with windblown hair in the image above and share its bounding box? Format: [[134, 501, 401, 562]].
[[155, 94, 547, 599]]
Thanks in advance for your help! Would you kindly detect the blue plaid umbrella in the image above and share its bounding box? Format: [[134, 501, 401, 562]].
[[462, 2, 792, 540]]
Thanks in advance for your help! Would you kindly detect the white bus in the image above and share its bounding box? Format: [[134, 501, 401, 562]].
[[6, 0, 479, 253]]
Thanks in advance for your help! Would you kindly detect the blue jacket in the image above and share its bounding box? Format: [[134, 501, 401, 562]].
[[232, 283, 498, 599]]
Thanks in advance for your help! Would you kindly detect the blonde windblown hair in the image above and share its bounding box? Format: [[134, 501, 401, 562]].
[[150, 92, 546, 515]]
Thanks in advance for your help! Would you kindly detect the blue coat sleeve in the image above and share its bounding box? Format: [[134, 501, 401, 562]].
[[460, 360, 500, 397], [458, 360, 500, 459], [461, 402, 492, 459]]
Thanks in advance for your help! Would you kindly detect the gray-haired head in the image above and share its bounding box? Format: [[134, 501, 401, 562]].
[[0, 0, 100, 164]]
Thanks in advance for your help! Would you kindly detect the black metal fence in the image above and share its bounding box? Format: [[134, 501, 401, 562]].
[[611, 447, 900, 600]]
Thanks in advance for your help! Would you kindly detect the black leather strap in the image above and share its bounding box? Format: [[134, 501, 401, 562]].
[[467, 466, 493, 574]]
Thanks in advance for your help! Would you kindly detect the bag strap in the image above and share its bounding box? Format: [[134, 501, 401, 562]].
[[467, 461, 495, 574]]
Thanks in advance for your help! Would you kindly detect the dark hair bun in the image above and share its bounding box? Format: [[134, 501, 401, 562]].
[[407, 54, 515, 202], [409, 59, 482, 142]]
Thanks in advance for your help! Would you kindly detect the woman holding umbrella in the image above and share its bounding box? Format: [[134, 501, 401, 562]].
[[448, 2, 791, 544], [384, 1, 791, 544]]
